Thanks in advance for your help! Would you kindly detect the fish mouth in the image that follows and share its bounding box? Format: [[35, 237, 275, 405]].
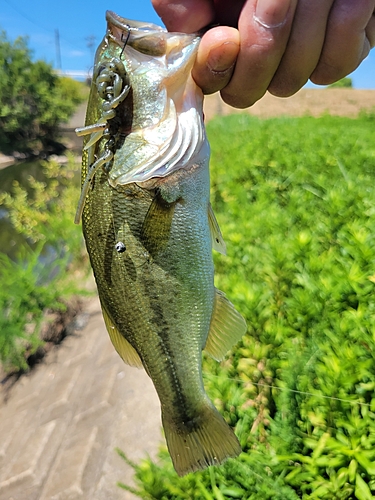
[[106, 10, 199, 58], [106, 10, 168, 56], [106, 10, 165, 36]]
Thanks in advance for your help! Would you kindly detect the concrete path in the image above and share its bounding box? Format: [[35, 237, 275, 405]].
[[0, 297, 162, 500]]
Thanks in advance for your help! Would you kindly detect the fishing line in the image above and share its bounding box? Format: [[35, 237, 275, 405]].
[[205, 373, 373, 408], [120, 28, 131, 59]]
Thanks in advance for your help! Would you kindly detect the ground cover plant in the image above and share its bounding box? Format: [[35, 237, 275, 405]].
[[118, 113, 375, 499], [0, 157, 88, 372]]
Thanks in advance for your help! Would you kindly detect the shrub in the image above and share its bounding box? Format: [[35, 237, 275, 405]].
[[328, 78, 353, 89], [0, 246, 67, 371], [0, 156, 88, 372]]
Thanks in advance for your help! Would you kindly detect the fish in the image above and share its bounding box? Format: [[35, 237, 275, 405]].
[[75, 10, 247, 476]]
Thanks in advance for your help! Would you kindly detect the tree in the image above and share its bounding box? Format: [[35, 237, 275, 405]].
[[0, 30, 84, 156], [328, 76, 353, 88]]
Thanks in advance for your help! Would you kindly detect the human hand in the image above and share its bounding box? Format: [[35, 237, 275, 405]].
[[152, 0, 375, 108]]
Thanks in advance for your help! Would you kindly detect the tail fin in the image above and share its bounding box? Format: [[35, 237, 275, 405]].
[[162, 404, 241, 476]]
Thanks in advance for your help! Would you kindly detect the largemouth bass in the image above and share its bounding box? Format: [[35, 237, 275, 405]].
[[75, 10, 247, 476]]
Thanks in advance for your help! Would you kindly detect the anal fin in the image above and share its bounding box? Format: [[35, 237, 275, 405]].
[[204, 289, 247, 361], [101, 302, 143, 368]]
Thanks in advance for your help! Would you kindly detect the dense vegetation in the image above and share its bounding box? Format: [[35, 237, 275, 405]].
[[329, 77, 353, 89], [0, 158, 87, 372], [0, 30, 84, 156], [0, 29, 87, 371], [118, 113, 375, 499]]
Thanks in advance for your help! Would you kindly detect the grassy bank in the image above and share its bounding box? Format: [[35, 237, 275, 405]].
[[0, 156, 88, 373], [119, 113, 375, 499]]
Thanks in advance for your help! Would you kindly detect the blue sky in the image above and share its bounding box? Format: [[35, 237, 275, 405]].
[[2, 0, 375, 88]]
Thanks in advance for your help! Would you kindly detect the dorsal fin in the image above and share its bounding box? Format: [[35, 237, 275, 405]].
[[101, 303, 143, 368], [208, 203, 226, 255], [204, 289, 247, 361]]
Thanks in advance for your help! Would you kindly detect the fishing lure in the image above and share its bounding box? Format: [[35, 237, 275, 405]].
[[75, 39, 131, 224]]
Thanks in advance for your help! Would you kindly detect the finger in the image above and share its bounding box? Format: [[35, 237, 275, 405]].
[[268, 0, 335, 97], [151, 0, 214, 32], [365, 11, 375, 48], [220, 0, 298, 108], [208, 0, 247, 28], [311, 0, 375, 85], [192, 27, 240, 94]]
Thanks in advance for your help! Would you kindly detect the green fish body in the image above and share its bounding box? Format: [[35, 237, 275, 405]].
[[76, 11, 246, 476]]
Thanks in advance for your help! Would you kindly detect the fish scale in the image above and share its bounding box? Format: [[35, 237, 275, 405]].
[[76, 10, 247, 476]]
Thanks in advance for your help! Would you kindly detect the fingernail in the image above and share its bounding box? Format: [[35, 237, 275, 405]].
[[207, 41, 238, 73], [255, 0, 291, 29]]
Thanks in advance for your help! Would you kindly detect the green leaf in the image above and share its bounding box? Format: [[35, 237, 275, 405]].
[[312, 432, 330, 459], [355, 474, 374, 500], [349, 459, 358, 483], [355, 453, 375, 476], [221, 487, 246, 498]]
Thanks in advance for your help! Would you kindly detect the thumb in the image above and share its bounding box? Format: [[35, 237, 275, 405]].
[[152, 0, 214, 32], [192, 27, 240, 94]]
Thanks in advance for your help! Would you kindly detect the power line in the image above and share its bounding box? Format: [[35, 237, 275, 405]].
[[3, 0, 53, 35], [85, 35, 96, 62], [3, 0, 85, 50]]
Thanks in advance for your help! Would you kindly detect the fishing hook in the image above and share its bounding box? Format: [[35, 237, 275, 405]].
[[120, 26, 131, 58]]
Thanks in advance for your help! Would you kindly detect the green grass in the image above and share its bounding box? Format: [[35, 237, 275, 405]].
[[118, 113, 375, 499]]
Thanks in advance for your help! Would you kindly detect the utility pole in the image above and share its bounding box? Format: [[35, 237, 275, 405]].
[[86, 35, 96, 63], [55, 29, 62, 71]]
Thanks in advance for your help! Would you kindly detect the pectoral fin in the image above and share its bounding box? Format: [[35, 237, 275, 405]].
[[208, 203, 226, 255], [204, 289, 247, 361], [141, 190, 176, 257], [101, 302, 143, 368]]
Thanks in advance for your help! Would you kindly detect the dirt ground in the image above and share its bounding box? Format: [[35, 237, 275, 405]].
[[203, 88, 375, 121]]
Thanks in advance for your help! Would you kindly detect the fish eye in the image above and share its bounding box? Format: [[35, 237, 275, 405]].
[[115, 241, 126, 253]]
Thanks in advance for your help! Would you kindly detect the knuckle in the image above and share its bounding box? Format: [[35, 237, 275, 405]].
[[310, 67, 343, 85], [192, 69, 229, 96], [268, 73, 308, 98], [310, 56, 356, 85], [220, 88, 261, 109]]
